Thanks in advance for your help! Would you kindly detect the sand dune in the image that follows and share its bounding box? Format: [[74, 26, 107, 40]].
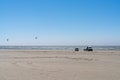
[[0, 50, 120, 80]]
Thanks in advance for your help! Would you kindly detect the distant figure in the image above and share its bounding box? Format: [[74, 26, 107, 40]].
[[86, 46, 89, 50], [84, 46, 93, 51], [75, 48, 79, 51]]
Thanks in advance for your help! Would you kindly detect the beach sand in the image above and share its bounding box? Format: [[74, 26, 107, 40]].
[[0, 50, 120, 80]]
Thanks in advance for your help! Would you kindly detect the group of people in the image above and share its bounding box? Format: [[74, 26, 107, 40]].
[[75, 46, 93, 51]]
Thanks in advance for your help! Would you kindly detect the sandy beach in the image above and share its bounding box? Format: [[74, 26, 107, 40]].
[[0, 50, 120, 80]]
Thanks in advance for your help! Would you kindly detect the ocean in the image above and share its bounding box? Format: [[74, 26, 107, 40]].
[[0, 46, 120, 51]]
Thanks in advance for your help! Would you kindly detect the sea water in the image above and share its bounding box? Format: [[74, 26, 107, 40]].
[[0, 46, 120, 51]]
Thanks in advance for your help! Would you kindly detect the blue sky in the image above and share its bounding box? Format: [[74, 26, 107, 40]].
[[0, 0, 120, 45]]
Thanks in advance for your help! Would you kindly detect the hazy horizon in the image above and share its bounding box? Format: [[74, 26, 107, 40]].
[[1, 0, 120, 45]]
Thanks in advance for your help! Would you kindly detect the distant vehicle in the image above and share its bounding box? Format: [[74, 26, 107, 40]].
[[75, 48, 79, 51], [84, 46, 93, 51]]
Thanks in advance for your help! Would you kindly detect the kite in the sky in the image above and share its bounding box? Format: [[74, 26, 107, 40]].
[[6, 38, 9, 42], [35, 37, 38, 40]]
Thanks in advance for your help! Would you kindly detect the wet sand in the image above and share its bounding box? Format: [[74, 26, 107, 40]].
[[0, 50, 120, 80]]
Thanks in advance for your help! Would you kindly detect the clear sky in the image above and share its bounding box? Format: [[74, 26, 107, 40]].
[[0, 0, 120, 45]]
